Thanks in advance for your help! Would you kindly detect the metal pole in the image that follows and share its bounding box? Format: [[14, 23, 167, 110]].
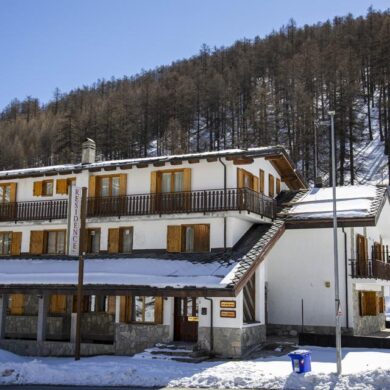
[[314, 122, 318, 179], [75, 187, 87, 361], [329, 111, 342, 375]]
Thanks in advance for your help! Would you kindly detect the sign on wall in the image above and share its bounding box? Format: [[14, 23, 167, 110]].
[[220, 300, 236, 309], [220, 310, 236, 318], [67, 186, 83, 256]]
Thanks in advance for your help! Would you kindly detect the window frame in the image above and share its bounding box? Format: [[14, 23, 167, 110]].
[[42, 180, 54, 196], [156, 169, 186, 193], [86, 228, 101, 254], [96, 174, 121, 197], [0, 231, 12, 256], [119, 226, 133, 253], [0, 183, 11, 203], [45, 229, 66, 255]]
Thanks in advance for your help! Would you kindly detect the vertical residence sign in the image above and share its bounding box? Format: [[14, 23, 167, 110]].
[[67, 186, 83, 256]]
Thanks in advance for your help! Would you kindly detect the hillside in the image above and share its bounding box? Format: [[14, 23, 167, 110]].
[[0, 9, 389, 186]]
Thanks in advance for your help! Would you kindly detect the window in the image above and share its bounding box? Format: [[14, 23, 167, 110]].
[[46, 230, 66, 254], [0, 182, 16, 203], [8, 294, 24, 315], [268, 174, 275, 197], [95, 175, 127, 197], [108, 227, 133, 254], [87, 229, 101, 254], [276, 178, 281, 194], [0, 232, 12, 255], [237, 168, 258, 191], [49, 295, 67, 314], [167, 224, 210, 253], [42, 180, 53, 196], [243, 273, 256, 323], [259, 169, 265, 194], [56, 178, 76, 195]]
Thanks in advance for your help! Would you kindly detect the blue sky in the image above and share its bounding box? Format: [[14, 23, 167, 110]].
[[0, 0, 389, 110]]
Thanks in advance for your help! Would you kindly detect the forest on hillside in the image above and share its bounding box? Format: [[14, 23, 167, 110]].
[[1, 8, 390, 185]]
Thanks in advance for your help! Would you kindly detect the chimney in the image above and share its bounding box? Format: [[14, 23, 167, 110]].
[[81, 138, 96, 164], [315, 176, 323, 188]]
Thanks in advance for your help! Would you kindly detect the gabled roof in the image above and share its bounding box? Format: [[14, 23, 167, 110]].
[[0, 146, 307, 190], [279, 185, 388, 228]]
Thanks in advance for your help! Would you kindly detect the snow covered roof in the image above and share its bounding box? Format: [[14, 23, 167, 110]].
[[0, 258, 237, 290], [282, 185, 387, 225]]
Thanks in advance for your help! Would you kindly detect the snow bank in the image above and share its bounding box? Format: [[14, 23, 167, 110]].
[[1, 347, 390, 389], [0, 258, 235, 288]]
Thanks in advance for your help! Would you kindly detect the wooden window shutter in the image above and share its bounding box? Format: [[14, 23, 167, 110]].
[[276, 178, 281, 194], [88, 176, 96, 197], [9, 183, 17, 202], [119, 174, 127, 196], [194, 224, 210, 252], [33, 181, 43, 197], [107, 296, 116, 314], [253, 176, 259, 192], [56, 179, 68, 195], [154, 297, 164, 324], [11, 232, 22, 256], [10, 294, 24, 315], [49, 295, 67, 314], [359, 292, 367, 316], [237, 168, 244, 188], [108, 228, 120, 253], [378, 296, 384, 314], [183, 168, 192, 191], [150, 171, 157, 193], [361, 291, 378, 316], [167, 225, 182, 252], [259, 169, 265, 193], [30, 231, 44, 255], [120, 296, 131, 323], [269, 174, 275, 197]]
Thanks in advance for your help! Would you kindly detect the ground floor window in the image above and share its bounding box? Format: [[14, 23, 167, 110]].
[[167, 224, 210, 253], [108, 227, 133, 253], [0, 232, 12, 255], [87, 229, 101, 254], [46, 230, 66, 254], [49, 295, 67, 314], [243, 273, 256, 323], [8, 294, 24, 315], [118, 296, 163, 324]]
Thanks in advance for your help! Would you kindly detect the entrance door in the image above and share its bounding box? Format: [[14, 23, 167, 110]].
[[174, 297, 198, 342]]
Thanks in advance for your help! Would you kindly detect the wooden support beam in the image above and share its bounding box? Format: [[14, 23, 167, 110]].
[[206, 157, 218, 162], [233, 157, 254, 165], [188, 159, 200, 164], [136, 163, 149, 168], [153, 161, 165, 167], [103, 166, 117, 171], [88, 167, 101, 172], [119, 164, 133, 170], [170, 160, 183, 165]]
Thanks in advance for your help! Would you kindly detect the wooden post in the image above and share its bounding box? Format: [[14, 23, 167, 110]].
[[0, 294, 8, 339], [75, 187, 87, 361]]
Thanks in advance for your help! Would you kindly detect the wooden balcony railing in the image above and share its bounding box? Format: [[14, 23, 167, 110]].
[[351, 258, 390, 281], [0, 199, 68, 222], [0, 188, 276, 222], [87, 188, 276, 219]]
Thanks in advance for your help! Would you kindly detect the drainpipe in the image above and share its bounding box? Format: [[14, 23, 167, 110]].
[[342, 228, 349, 329], [218, 158, 227, 252], [204, 297, 214, 353]]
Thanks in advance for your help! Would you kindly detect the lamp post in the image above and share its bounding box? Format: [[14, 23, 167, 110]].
[[329, 110, 342, 375]]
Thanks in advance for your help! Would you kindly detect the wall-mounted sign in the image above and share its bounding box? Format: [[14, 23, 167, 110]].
[[220, 310, 236, 318], [188, 316, 199, 322], [220, 300, 236, 309], [67, 186, 82, 256]]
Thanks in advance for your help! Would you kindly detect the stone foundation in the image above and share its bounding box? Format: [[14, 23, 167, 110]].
[[81, 313, 114, 342], [198, 324, 266, 358], [267, 324, 353, 336], [115, 323, 170, 355]]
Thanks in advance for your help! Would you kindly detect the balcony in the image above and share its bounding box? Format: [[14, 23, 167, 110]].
[[0, 188, 276, 223], [351, 258, 390, 281]]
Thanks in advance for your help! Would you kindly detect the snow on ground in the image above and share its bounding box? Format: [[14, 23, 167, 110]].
[[1, 346, 390, 389]]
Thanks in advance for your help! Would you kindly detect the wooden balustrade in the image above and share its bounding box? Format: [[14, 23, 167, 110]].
[[0, 188, 276, 222], [351, 258, 390, 281]]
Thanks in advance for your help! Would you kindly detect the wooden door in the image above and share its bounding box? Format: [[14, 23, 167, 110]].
[[357, 234, 368, 277], [174, 297, 198, 342]]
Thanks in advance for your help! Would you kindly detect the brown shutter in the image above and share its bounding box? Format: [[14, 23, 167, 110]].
[[183, 168, 192, 191], [10, 294, 24, 315], [107, 296, 116, 314], [108, 228, 120, 253], [276, 178, 281, 194], [194, 224, 210, 252], [259, 169, 265, 193], [120, 296, 131, 323], [56, 179, 68, 195], [9, 183, 17, 202], [359, 291, 367, 316], [11, 232, 22, 256], [167, 225, 182, 252], [237, 168, 244, 188], [150, 171, 157, 193], [119, 174, 127, 196], [30, 231, 44, 255], [378, 296, 384, 314], [88, 176, 96, 197], [49, 295, 67, 314], [269, 174, 275, 197], [253, 176, 259, 192], [154, 297, 164, 324], [33, 181, 43, 196]]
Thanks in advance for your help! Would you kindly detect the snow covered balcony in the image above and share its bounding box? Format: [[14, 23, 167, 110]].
[[0, 187, 276, 223], [351, 246, 390, 281]]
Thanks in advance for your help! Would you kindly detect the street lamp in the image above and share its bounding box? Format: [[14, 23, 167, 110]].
[[329, 110, 342, 375]]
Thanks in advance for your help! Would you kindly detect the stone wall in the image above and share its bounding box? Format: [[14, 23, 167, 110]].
[[81, 313, 114, 342], [267, 324, 353, 337], [352, 286, 385, 336], [5, 315, 69, 340], [0, 339, 114, 357], [198, 324, 266, 358], [115, 323, 170, 355]]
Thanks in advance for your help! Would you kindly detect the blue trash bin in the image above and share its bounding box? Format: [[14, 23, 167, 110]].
[[288, 349, 311, 374]]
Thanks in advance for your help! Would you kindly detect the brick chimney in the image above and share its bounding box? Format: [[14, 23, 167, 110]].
[[81, 138, 96, 164]]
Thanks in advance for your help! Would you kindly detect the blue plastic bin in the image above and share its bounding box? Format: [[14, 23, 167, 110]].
[[288, 349, 311, 374]]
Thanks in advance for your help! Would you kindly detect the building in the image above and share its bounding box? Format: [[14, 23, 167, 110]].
[[0, 139, 389, 358]]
